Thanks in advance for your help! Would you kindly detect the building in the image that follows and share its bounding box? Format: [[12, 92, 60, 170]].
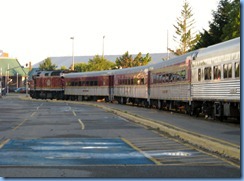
[[0, 57, 28, 94], [33, 53, 174, 69]]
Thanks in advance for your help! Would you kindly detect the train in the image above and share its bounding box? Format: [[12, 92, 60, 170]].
[[29, 37, 240, 120]]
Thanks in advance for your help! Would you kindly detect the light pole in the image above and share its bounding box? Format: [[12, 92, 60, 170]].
[[102, 35, 105, 59], [70, 37, 74, 70]]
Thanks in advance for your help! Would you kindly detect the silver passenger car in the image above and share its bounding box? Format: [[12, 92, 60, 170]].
[[191, 37, 240, 118], [113, 65, 150, 105], [149, 51, 197, 110]]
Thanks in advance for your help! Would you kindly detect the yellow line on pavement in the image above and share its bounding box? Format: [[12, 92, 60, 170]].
[[31, 112, 36, 117], [78, 119, 85, 130], [13, 119, 28, 130], [121, 137, 162, 165], [0, 139, 10, 149], [72, 110, 77, 116]]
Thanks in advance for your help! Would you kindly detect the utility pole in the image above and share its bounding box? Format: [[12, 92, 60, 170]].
[[167, 30, 169, 60], [102, 35, 105, 59], [70, 37, 74, 70]]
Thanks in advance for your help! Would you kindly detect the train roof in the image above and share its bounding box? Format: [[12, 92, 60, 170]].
[[112, 64, 151, 75], [149, 50, 198, 70], [196, 37, 240, 61], [33, 70, 74, 77], [63, 69, 116, 78]]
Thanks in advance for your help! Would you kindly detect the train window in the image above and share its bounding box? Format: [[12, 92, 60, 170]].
[[198, 69, 201, 81], [162, 74, 165, 82], [45, 73, 49, 76], [179, 70, 186, 80], [204, 67, 212, 80], [168, 74, 173, 82], [165, 74, 169, 82], [140, 78, 144, 85], [224, 64, 232, 79], [128, 79, 132, 85], [158, 75, 162, 83], [235, 62, 240, 78], [214, 65, 221, 80]]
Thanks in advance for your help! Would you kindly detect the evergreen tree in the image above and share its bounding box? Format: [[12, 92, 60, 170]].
[[193, 0, 240, 49], [221, 0, 240, 40], [170, 0, 198, 55]]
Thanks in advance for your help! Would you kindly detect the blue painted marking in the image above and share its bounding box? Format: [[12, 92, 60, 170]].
[[0, 138, 154, 166]]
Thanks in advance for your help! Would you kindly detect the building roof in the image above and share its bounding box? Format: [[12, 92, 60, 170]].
[[0, 58, 28, 76], [33, 53, 174, 69]]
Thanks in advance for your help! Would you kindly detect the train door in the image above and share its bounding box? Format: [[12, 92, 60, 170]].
[[108, 75, 114, 102]]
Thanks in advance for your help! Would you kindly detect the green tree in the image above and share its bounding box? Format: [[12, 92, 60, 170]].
[[74, 62, 89, 72], [133, 52, 151, 66], [39, 57, 56, 71], [87, 55, 115, 71], [115, 51, 133, 68], [170, 0, 199, 55], [193, 0, 240, 49], [221, 0, 240, 40], [115, 51, 151, 68], [60, 66, 67, 70], [208, 0, 231, 43]]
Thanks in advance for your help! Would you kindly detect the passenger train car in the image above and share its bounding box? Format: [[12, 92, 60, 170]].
[[113, 65, 150, 105], [63, 70, 115, 101], [149, 51, 197, 112], [29, 37, 240, 120], [191, 38, 240, 119]]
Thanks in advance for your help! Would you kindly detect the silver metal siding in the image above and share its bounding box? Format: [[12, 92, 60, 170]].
[[191, 80, 240, 101], [150, 82, 191, 101]]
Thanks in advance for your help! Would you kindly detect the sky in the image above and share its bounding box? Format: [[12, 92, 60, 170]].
[[0, 0, 220, 66]]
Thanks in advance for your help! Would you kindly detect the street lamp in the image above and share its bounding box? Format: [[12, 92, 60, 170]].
[[70, 37, 74, 71], [102, 35, 105, 59]]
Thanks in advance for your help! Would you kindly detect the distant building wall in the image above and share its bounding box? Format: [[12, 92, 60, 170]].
[[0, 50, 9, 57]]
